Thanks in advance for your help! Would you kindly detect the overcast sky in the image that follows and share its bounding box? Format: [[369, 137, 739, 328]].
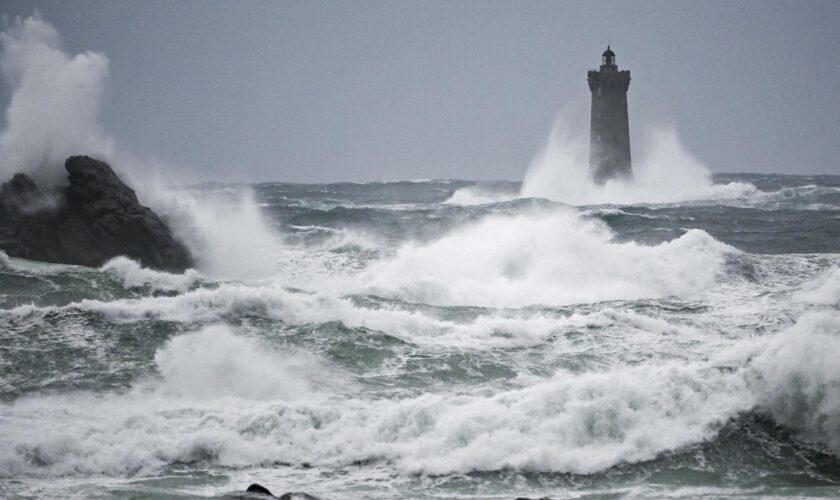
[[2, 0, 839, 182]]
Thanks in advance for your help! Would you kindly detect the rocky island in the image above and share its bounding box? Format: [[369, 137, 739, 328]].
[[0, 156, 192, 272]]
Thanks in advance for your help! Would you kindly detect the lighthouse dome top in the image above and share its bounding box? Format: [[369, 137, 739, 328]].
[[602, 45, 616, 67]]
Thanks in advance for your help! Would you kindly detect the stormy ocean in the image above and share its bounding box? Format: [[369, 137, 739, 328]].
[[1, 169, 839, 499]]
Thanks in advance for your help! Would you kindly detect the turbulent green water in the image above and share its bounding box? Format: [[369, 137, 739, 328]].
[[1, 173, 840, 499]]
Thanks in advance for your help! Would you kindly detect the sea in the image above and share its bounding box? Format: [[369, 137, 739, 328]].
[[1, 172, 840, 499]]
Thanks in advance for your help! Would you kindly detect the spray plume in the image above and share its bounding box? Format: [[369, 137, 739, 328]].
[[0, 15, 113, 182], [0, 15, 282, 279], [520, 114, 755, 205]]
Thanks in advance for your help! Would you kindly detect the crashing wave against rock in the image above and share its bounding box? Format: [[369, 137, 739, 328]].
[[0, 155, 192, 272]]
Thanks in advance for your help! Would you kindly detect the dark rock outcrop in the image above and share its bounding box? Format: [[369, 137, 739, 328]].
[[0, 156, 192, 272], [244, 484, 321, 499], [246, 484, 275, 496]]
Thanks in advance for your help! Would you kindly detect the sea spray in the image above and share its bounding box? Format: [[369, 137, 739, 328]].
[[5, 309, 840, 479], [355, 207, 733, 307], [5, 315, 835, 478], [444, 115, 756, 207], [100, 257, 203, 293], [520, 117, 755, 205], [0, 16, 286, 281], [153, 325, 314, 400], [1, 177, 839, 497], [443, 185, 519, 206], [1, 13, 839, 500], [792, 265, 840, 305], [0, 15, 113, 183], [748, 310, 840, 454], [151, 186, 285, 280], [3, 283, 705, 350]]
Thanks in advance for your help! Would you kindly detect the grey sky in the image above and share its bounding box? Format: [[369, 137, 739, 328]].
[[2, 0, 839, 182]]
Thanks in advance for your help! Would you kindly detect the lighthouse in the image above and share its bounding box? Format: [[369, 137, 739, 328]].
[[587, 45, 632, 183]]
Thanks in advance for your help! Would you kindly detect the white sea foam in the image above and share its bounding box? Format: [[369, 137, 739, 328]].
[[0, 249, 87, 275], [1, 278, 706, 351], [0, 338, 760, 476], [2, 310, 839, 478], [748, 311, 840, 454], [355, 207, 733, 307], [443, 186, 518, 206], [792, 266, 840, 305], [517, 117, 755, 206], [0, 204, 738, 345], [100, 257, 202, 292], [97, 202, 736, 310], [3, 310, 839, 479], [270, 226, 386, 287], [0, 348, 746, 477], [733, 185, 840, 210], [152, 325, 313, 400], [5, 284, 556, 348], [0, 325, 320, 477], [155, 186, 285, 281]]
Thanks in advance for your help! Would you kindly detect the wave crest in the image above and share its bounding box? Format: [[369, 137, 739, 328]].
[[358, 208, 733, 307], [100, 256, 202, 292]]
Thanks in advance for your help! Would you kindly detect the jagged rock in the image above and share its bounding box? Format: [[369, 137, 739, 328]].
[[0, 173, 39, 207], [0, 156, 192, 272]]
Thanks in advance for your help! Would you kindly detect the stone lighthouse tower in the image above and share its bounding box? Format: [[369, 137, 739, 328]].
[[587, 45, 632, 183]]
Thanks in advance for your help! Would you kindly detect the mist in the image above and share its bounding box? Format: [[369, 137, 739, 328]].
[[0, 15, 112, 182], [519, 115, 755, 205], [0, 15, 282, 280]]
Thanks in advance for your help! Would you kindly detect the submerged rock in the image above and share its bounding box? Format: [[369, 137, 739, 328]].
[[244, 483, 321, 499], [0, 156, 192, 272], [246, 483, 274, 496]]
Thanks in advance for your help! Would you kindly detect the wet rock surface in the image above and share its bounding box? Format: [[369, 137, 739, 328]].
[[243, 483, 321, 499], [0, 156, 191, 272]]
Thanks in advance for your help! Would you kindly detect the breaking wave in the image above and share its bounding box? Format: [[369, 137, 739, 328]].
[[519, 120, 756, 205], [100, 257, 203, 293], [2, 13, 839, 499], [355, 207, 733, 307], [793, 266, 840, 305], [2, 310, 839, 478], [748, 311, 840, 455]]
